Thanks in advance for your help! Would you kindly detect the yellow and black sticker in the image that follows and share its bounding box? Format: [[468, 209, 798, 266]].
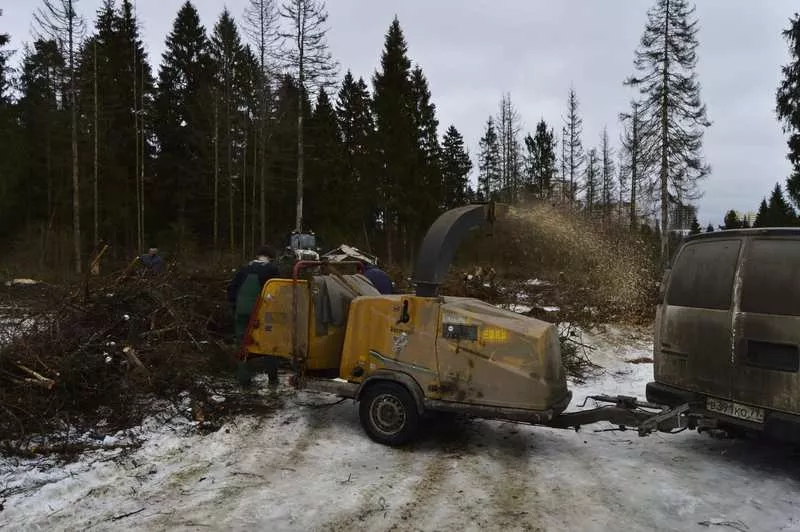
[[480, 327, 509, 343]]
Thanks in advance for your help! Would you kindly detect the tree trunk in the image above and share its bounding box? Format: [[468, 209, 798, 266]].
[[93, 41, 99, 247], [133, 41, 141, 251], [242, 132, 248, 260], [69, 1, 81, 275], [251, 125, 257, 252], [659, 0, 671, 267], [296, 80, 304, 232], [140, 61, 146, 249], [213, 95, 219, 249], [227, 93, 234, 253]]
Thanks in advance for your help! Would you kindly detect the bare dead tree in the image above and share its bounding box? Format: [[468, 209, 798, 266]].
[[243, 0, 280, 244], [34, 0, 85, 274], [278, 0, 338, 232]]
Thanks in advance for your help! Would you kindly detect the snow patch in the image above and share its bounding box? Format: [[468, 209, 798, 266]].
[[4, 278, 40, 286]]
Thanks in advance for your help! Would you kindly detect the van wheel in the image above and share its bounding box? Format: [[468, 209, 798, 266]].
[[359, 382, 420, 446]]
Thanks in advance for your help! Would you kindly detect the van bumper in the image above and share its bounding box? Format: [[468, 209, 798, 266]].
[[646, 381, 701, 407], [647, 381, 800, 444]]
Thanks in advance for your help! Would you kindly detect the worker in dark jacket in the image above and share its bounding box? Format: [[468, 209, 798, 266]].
[[228, 245, 280, 386], [362, 262, 394, 294]]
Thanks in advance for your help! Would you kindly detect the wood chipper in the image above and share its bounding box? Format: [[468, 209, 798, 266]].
[[239, 202, 690, 446]]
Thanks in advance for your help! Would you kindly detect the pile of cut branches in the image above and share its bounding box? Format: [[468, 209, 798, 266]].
[[0, 269, 241, 451]]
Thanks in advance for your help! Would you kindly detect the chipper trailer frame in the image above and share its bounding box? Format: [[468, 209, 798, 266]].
[[239, 202, 692, 446]]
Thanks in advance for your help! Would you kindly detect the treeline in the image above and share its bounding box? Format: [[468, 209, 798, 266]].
[[0, 1, 477, 272], [0, 0, 720, 273]]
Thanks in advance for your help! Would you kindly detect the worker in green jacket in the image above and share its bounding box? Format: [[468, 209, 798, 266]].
[[227, 246, 280, 386]]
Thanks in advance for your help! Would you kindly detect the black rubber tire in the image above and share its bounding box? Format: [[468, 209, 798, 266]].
[[359, 381, 420, 446]]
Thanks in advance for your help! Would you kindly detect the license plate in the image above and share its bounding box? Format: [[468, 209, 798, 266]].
[[706, 397, 765, 424]]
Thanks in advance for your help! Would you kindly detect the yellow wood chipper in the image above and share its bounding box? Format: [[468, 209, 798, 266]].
[[239, 202, 690, 446]]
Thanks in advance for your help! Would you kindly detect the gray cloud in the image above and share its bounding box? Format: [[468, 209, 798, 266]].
[[2, 0, 797, 225]]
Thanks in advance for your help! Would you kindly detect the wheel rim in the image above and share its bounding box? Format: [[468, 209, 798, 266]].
[[370, 393, 407, 436]]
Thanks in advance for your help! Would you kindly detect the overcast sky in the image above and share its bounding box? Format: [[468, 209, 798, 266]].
[[2, 1, 798, 226]]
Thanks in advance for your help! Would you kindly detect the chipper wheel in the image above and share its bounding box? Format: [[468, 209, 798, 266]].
[[359, 382, 420, 446]]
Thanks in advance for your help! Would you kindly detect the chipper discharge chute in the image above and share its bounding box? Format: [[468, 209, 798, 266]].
[[240, 202, 689, 446]]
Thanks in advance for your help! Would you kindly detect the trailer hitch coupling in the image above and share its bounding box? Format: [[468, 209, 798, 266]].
[[548, 394, 690, 435]]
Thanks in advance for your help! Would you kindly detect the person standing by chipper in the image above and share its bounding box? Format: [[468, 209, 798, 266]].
[[227, 245, 280, 387]]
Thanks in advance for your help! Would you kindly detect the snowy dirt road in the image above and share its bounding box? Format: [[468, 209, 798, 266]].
[[3, 326, 800, 532]]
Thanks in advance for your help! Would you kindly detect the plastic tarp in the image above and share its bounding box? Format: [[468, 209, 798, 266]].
[[313, 274, 380, 336]]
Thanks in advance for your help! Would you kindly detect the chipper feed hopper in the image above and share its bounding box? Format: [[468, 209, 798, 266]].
[[240, 202, 689, 445]]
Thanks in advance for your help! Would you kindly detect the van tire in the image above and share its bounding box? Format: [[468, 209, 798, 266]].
[[359, 382, 420, 446]]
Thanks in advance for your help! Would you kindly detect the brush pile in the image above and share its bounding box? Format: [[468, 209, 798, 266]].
[[0, 269, 241, 451]]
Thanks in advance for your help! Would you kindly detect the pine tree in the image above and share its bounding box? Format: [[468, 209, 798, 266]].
[[767, 182, 797, 226], [584, 148, 599, 213], [721, 210, 741, 230], [210, 9, 251, 253], [410, 65, 442, 247], [497, 93, 522, 203], [372, 17, 415, 264], [619, 100, 655, 229], [777, 13, 800, 209], [77, 0, 155, 253], [525, 119, 556, 199], [11, 40, 69, 249], [478, 117, 501, 200], [305, 88, 343, 236], [563, 87, 584, 204], [35, 0, 86, 273], [153, 1, 214, 245], [600, 126, 615, 216], [625, 0, 711, 266], [754, 198, 769, 227], [440, 125, 472, 209], [689, 215, 701, 235], [336, 71, 376, 247]]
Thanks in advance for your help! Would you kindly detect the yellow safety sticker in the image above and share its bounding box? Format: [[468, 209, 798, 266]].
[[481, 327, 509, 342]]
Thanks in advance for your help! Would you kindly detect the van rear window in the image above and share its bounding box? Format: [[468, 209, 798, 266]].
[[666, 240, 740, 310], [741, 239, 800, 316]]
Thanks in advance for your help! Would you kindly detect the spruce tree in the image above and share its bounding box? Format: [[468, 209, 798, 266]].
[[584, 148, 599, 213], [410, 65, 442, 246], [688, 215, 701, 235], [767, 182, 797, 226], [777, 13, 800, 209], [619, 100, 655, 229], [754, 198, 769, 227], [721, 210, 741, 230], [625, 0, 710, 265], [372, 17, 415, 264], [35, 0, 86, 273], [336, 71, 376, 246], [563, 87, 584, 204], [440, 125, 472, 209], [153, 1, 214, 243], [305, 88, 343, 235], [478, 117, 501, 200], [527, 119, 556, 199], [600, 126, 615, 215]]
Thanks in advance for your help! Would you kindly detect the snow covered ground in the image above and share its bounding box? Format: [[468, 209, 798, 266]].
[[3, 326, 800, 531]]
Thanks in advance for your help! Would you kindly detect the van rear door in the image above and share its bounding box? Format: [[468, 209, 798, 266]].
[[655, 238, 742, 399], [735, 237, 800, 413]]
